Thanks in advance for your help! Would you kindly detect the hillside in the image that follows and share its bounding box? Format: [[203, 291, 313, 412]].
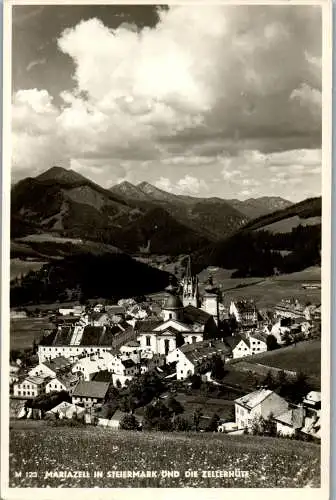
[[10, 251, 171, 307], [243, 196, 321, 231], [228, 197, 293, 219], [191, 197, 321, 277], [117, 207, 210, 254], [112, 181, 248, 241], [9, 423, 320, 487], [11, 168, 209, 255]]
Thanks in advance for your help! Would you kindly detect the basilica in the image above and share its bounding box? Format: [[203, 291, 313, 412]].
[[136, 263, 221, 356]]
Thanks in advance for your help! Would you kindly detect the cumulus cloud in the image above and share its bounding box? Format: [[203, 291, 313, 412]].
[[12, 5, 322, 200], [155, 175, 208, 195]]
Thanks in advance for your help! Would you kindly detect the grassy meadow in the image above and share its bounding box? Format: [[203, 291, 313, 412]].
[[9, 422, 320, 488]]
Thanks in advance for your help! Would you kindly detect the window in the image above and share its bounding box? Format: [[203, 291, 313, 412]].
[[146, 336, 151, 347], [23, 391, 26, 396], [169, 313, 172, 319], [18, 390, 21, 395]]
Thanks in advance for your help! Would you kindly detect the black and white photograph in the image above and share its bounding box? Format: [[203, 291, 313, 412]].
[[1, 0, 332, 496]]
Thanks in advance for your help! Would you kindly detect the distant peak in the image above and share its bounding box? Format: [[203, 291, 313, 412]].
[[35, 166, 87, 183]]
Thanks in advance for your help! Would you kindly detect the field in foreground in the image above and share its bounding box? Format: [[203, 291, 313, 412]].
[[9, 422, 320, 488]]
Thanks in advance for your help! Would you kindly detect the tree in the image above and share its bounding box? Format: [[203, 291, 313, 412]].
[[206, 413, 220, 432], [120, 414, 140, 430], [166, 396, 184, 416], [262, 370, 276, 390], [193, 407, 203, 431], [190, 374, 201, 389], [173, 416, 192, 431], [210, 355, 225, 380], [266, 335, 279, 351]]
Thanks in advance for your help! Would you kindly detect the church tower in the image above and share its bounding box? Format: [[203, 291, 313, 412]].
[[201, 275, 220, 325], [162, 277, 184, 322], [182, 256, 200, 308]]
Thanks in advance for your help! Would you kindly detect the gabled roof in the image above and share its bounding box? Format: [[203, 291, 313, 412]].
[[274, 408, 303, 428], [135, 320, 163, 332], [183, 305, 212, 325], [72, 381, 110, 399], [39, 330, 58, 346], [91, 370, 113, 382], [249, 332, 268, 343], [224, 335, 249, 350], [44, 356, 72, 372], [53, 327, 73, 346], [180, 340, 231, 365], [80, 326, 105, 346], [235, 389, 273, 409], [25, 375, 48, 386]]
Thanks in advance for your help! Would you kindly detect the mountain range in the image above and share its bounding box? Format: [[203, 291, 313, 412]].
[[11, 166, 294, 256]]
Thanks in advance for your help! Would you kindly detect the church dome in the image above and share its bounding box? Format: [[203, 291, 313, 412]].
[[164, 294, 183, 310]]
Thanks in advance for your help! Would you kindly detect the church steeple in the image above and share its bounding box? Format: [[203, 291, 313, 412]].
[[182, 256, 200, 308], [162, 276, 184, 321]]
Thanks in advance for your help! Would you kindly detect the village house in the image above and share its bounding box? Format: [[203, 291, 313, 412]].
[[110, 357, 141, 387], [245, 330, 268, 355], [10, 364, 20, 384], [274, 406, 305, 437], [29, 356, 73, 379], [45, 372, 79, 395], [38, 323, 136, 363], [46, 401, 85, 420], [71, 380, 110, 408], [166, 340, 231, 380], [274, 299, 306, 320], [234, 389, 289, 431], [229, 300, 259, 327], [224, 335, 250, 359], [59, 305, 84, 317], [13, 375, 49, 398], [72, 351, 116, 381]]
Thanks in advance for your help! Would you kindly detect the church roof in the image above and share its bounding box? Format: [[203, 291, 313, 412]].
[[183, 305, 212, 325], [164, 294, 183, 310]]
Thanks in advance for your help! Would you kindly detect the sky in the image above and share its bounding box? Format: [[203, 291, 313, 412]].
[[11, 4, 322, 202]]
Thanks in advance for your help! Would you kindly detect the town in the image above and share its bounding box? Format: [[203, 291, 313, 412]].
[[10, 259, 321, 441]]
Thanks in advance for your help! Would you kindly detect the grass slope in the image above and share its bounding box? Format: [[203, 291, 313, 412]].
[[9, 422, 320, 487], [198, 267, 321, 309]]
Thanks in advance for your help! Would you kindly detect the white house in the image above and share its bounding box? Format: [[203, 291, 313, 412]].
[[245, 331, 268, 355], [234, 389, 289, 431], [45, 373, 79, 395], [167, 340, 231, 381], [72, 352, 115, 381], [225, 335, 250, 359], [13, 376, 49, 398], [29, 356, 73, 379]]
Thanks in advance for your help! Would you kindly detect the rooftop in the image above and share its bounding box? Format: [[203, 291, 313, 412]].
[[72, 381, 110, 399], [180, 340, 231, 365], [235, 389, 273, 409], [183, 305, 212, 325]]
